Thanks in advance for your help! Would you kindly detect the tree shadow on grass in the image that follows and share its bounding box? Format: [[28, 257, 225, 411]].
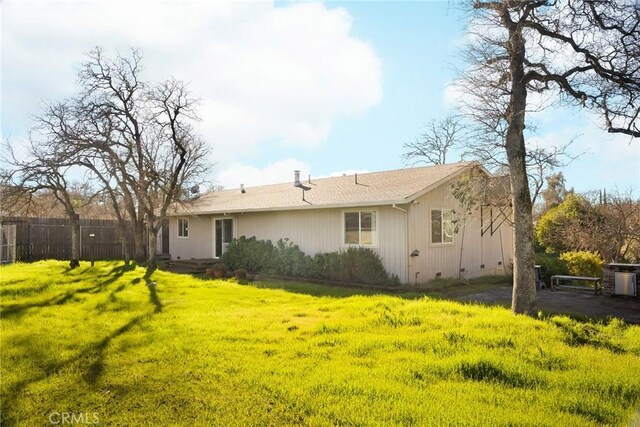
[[148, 286, 163, 313], [83, 315, 145, 384], [95, 264, 137, 288], [249, 280, 424, 300], [1, 313, 149, 426], [1, 265, 166, 425], [1, 264, 139, 319], [1, 290, 85, 318], [144, 266, 163, 313]]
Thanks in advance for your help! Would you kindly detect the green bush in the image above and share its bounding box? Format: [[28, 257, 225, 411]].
[[535, 253, 568, 284], [222, 236, 398, 285], [536, 194, 589, 254], [343, 247, 395, 285], [310, 247, 398, 285], [559, 251, 604, 278], [309, 252, 343, 280], [270, 239, 312, 278], [222, 236, 273, 272]]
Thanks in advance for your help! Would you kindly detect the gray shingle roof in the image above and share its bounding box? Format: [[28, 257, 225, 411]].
[[169, 162, 476, 215]]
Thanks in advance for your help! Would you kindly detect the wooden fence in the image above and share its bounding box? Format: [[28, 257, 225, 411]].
[[0, 217, 139, 262]]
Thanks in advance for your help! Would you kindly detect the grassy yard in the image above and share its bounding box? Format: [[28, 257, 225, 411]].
[[1, 261, 639, 426]]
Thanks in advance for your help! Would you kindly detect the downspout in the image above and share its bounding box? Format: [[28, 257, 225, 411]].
[[392, 204, 409, 284]]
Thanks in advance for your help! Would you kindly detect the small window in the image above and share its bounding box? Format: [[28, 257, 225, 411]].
[[178, 218, 189, 238], [431, 209, 453, 244], [344, 210, 377, 246]]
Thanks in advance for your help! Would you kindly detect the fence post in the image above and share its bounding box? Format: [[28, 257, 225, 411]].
[[89, 233, 95, 266], [27, 220, 32, 261]]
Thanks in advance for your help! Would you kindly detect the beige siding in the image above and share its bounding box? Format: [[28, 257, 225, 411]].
[[170, 207, 408, 282], [168, 216, 213, 260], [407, 182, 514, 282], [236, 206, 408, 282], [237, 209, 340, 255], [168, 181, 513, 285]]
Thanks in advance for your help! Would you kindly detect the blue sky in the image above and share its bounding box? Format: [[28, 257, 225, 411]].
[[2, 1, 639, 193]]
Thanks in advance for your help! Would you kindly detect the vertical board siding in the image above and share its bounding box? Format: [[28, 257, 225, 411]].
[[169, 216, 213, 260], [407, 183, 514, 282], [237, 206, 408, 283], [237, 209, 339, 255], [169, 179, 514, 284], [170, 207, 408, 282]]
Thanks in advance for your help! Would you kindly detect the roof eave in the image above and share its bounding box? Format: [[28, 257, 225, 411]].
[[166, 199, 414, 216], [401, 162, 488, 203]]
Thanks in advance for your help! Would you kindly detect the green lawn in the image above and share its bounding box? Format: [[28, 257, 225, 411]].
[[1, 261, 639, 426]]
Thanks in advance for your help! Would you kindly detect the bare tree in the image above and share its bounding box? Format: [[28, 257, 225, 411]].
[[603, 192, 640, 263], [1, 140, 95, 269], [457, 1, 639, 315], [537, 190, 640, 263], [141, 78, 209, 268], [402, 115, 462, 165], [33, 48, 210, 268]]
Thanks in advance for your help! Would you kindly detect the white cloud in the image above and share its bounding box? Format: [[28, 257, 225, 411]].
[[215, 158, 310, 189], [527, 116, 640, 192], [2, 0, 382, 163], [442, 82, 464, 108]]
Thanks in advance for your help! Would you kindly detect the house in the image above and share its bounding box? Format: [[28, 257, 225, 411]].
[[166, 162, 513, 284]]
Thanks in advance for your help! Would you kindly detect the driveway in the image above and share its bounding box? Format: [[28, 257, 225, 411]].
[[458, 286, 640, 324]]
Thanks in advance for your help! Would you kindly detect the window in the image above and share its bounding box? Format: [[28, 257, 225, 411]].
[[431, 209, 453, 244], [178, 218, 189, 238], [344, 210, 377, 246]]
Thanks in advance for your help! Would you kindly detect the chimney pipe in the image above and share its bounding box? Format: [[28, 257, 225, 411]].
[[240, 184, 246, 194], [294, 170, 301, 187]]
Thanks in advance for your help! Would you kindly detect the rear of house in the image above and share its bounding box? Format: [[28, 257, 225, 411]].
[[167, 162, 513, 284]]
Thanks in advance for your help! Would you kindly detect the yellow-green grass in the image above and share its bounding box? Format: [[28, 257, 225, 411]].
[[1, 261, 639, 426]]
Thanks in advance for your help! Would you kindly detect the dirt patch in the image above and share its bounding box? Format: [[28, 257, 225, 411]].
[[458, 286, 640, 324]]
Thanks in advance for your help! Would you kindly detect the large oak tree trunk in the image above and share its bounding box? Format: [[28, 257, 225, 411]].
[[505, 20, 536, 316], [118, 222, 131, 266], [133, 220, 146, 264], [147, 223, 158, 271], [69, 214, 80, 269]]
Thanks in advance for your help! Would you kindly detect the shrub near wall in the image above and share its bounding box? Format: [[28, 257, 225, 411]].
[[221, 237, 399, 286], [559, 251, 604, 278], [222, 236, 273, 273], [270, 239, 312, 278], [311, 247, 397, 285]]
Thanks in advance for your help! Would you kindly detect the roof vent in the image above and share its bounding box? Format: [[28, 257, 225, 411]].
[[240, 184, 246, 194], [294, 170, 301, 187]]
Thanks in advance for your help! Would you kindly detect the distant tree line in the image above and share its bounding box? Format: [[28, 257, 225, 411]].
[[536, 185, 640, 264]]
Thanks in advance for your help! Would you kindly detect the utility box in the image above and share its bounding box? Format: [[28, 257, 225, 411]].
[[615, 272, 637, 296], [603, 263, 640, 298]]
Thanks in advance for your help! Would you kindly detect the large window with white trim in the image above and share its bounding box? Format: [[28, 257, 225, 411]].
[[177, 218, 189, 238], [431, 209, 453, 244], [344, 210, 377, 246]]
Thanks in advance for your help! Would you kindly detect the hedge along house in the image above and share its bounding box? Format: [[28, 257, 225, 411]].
[[166, 162, 514, 284]]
